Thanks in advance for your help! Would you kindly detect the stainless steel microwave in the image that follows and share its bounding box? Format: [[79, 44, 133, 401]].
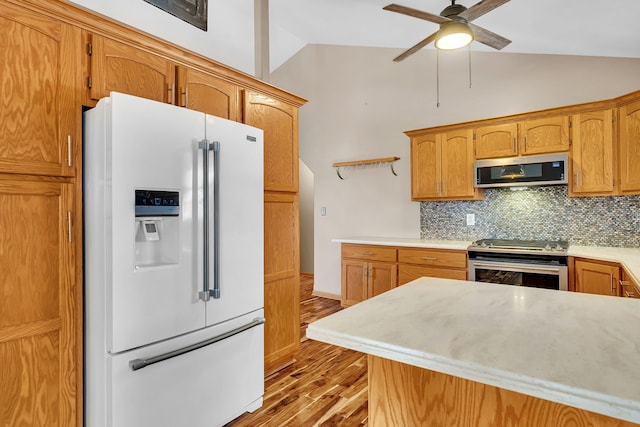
[[474, 153, 568, 188]]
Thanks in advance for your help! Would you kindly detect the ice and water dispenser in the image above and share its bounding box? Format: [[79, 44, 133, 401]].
[[134, 190, 180, 268]]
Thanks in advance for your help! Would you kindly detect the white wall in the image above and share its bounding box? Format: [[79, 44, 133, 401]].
[[270, 44, 640, 297], [67, 0, 305, 75], [299, 159, 314, 273]]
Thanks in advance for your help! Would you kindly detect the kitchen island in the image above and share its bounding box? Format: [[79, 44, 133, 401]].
[[307, 277, 640, 426]]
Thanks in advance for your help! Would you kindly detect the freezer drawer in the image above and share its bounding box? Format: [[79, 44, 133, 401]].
[[87, 311, 264, 427]]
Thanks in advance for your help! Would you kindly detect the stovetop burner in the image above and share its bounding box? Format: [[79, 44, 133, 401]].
[[469, 238, 569, 254]]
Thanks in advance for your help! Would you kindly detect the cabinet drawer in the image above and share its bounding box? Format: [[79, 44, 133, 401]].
[[342, 244, 396, 262], [398, 248, 467, 269], [398, 265, 468, 286]]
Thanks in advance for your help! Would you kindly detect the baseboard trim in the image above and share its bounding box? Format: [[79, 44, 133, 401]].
[[311, 290, 341, 301]]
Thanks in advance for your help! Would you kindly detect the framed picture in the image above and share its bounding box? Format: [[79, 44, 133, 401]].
[[144, 0, 208, 31]]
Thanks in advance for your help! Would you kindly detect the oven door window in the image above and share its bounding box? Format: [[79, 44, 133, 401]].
[[473, 266, 560, 290]]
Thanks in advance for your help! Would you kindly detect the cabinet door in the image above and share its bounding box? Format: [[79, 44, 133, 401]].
[[474, 123, 518, 159], [441, 129, 476, 198], [89, 34, 176, 104], [619, 100, 640, 194], [620, 269, 640, 299], [411, 133, 441, 200], [570, 110, 615, 196], [244, 91, 299, 192], [263, 192, 299, 372], [519, 116, 570, 155], [176, 67, 240, 120], [575, 259, 619, 296], [0, 4, 78, 177], [342, 259, 368, 306], [368, 262, 398, 298], [0, 178, 76, 426]]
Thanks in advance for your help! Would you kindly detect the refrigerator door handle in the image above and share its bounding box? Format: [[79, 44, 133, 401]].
[[198, 139, 221, 301], [129, 317, 265, 371]]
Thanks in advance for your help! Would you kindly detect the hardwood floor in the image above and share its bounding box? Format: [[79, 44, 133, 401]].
[[227, 274, 368, 426]]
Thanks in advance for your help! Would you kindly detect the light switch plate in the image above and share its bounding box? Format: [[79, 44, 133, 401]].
[[466, 213, 475, 226]]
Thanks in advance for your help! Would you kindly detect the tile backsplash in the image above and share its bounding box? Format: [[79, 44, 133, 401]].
[[420, 186, 640, 247]]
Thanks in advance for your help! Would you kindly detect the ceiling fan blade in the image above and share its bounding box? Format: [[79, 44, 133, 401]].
[[383, 4, 449, 25], [459, 0, 510, 22], [469, 23, 511, 50], [393, 32, 438, 62]]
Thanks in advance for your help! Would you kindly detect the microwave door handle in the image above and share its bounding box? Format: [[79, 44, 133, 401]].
[[471, 261, 562, 275]]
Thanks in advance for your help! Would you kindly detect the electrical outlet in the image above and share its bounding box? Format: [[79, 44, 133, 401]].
[[466, 213, 475, 226], [321, 207, 327, 216]]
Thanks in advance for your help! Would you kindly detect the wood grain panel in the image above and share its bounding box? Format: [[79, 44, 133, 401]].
[[575, 259, 620, 296], [570, 110, 615, 196], [441, 129, 476, 198], [398, 264, 468, 285], [0, 178, 76, 426], [341, 260, 367, 306], [520, 116, 570, 155], [264, 193, 298, 278], [410, 133, 440, 199], [341, 244, 397, 262], [89, 34, 175, 103], [176, 66, 240, 120], [619, 100, 640, 194], [397, 248, 467, 269], [367, 262, 397, 298], [244, 91, 298, 192], [368, 355, 637, 427], [264, 276, 300, 371], [0, 3, 78, 177], [474, 122, 518, 159]]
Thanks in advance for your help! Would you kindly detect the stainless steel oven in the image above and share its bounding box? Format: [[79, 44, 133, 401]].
[[468, 239, 569, 291]]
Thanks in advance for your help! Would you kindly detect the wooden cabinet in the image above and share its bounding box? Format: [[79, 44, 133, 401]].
[[397, 248, 468, 285], [263, 192, 300, 374], [176, 67, 240, 120], [87, 33, 176, 105], [574, 258, 620, 296], [0, 177, 76, 426], [620, 269, 640, 299], [569, 109, 615, 196], [474, 116, 570, 159], [619, 99, 640, 194], [341, 244, 397, 307], [244, 91, 299, 193], [410, 129, 481, 201], [0, 4, 79, 177]]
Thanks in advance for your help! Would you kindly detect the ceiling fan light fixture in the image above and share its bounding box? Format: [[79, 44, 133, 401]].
[[435, 20, 474, 50]]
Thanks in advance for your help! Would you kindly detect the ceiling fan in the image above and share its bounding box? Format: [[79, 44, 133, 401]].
[[383, 0, 512, 61]]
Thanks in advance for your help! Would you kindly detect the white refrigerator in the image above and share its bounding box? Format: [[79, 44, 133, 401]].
[[83, 92, 264, 427]]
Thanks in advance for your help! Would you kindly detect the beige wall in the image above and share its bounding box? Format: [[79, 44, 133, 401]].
[[270, 44, 640, 297]]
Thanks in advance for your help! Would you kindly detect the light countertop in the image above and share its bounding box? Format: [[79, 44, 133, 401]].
[[332, 237, 640, 285], [307, 277, 640, 424]]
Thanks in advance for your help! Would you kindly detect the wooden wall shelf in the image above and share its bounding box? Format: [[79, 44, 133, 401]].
[[332, 156, 400, 180]]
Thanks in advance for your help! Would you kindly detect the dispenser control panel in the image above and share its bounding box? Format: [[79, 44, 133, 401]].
[[135, 190, 180, 217]]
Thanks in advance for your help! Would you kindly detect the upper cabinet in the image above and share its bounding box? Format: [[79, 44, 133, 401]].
[[87, 34, 176, 105], [569, 109, 615, 197], [410, 129, 482, 201], [176, 67, 240, 120], [474, 116, 570, 160], [244, 91, 299, 192], [0, 4, 80, 177], [619, 99, 640, 194]]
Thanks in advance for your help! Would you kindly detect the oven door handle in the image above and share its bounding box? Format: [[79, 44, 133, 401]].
[[471, 261, 563, 275]]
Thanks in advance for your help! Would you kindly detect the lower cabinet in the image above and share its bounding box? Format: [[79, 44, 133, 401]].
[[341, 244, 397, 307], [574, 258, 620, 296], [397, 248, 468, 285], [341, 244, 469, 306]]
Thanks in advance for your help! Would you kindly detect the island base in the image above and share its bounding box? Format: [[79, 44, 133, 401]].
[[368, 355, 638, 427]]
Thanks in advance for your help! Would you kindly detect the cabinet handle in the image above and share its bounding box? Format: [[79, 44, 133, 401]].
[[575, 171, 580, 188], [67, 211, 72, 243], [620, 280, 636, 297], [610, 273, 616, 295], [421, 257, 438, 261], [67, 135, 72, 167], [168, 83, 175, 105], [182, 88, 188, 107], [363, 266, 368, 278], [361, 252, 374, 256], [523, 135, 527, 152], [625, 289, 636, 298], [511, 136, 516, 152]]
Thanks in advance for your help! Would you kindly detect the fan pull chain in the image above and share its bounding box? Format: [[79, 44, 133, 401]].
[[468, 44, 472, 88], [436, 48, 440, 108]]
